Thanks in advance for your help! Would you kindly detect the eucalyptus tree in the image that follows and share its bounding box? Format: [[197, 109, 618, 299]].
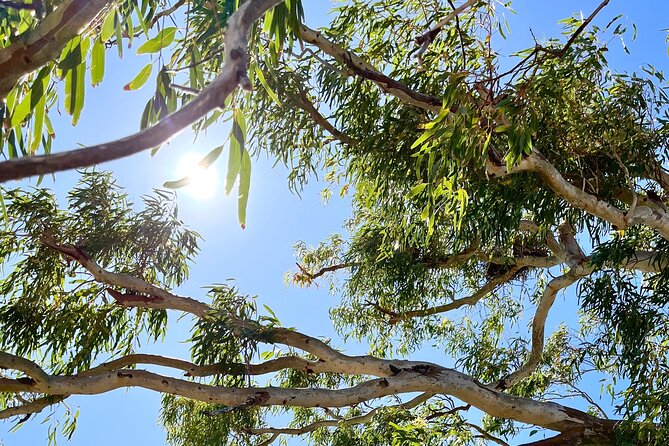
[[0, 0, 668, 445]]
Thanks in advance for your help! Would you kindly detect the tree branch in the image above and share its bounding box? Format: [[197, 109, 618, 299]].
[[414, 0, 481, 64], [387, 264, 523, 324], [33, 236, 622, 442], [0, 0, 113, 99], [0, 394, 69, 421], [497, 273, 580, 389], [0, 0, 285, 182], [299, 24, 441, 113], [246, 393, 432, 436]]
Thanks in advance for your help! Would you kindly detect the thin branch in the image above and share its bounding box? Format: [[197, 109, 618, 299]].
[[549, 0, 611, 58], [491, 0, 611, 82], [288, 75, 358, 145], [81, 353, 344, 378], [466, 422, 510, 446], [387, 265, 523, 324], [247, 393, 432, 435], [296, 262, 355, 281], [150, 0, 187, 27], [414, 0, 480, 64]]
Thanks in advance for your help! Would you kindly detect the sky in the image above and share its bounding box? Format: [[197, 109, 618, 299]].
[[1, 1, 669, 445]]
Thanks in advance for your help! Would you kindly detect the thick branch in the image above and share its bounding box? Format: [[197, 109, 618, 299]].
[[0, 366, 616, 437], [488, 151, 669, 240], [0, 0, 113, 99], [33, 238, 623, 441], [0, 0, 285, 182], [0, 351, 51, 384]]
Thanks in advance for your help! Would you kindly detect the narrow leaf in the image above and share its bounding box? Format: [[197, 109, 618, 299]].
[[238, 148, 251, 229], [124, 64, 153, 91]]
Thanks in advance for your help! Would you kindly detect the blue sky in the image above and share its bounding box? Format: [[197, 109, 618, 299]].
[[1, 1, 669, 445]]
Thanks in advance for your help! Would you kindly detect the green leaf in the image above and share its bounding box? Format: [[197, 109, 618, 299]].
[[29, 93, 45, 153], [64, 61, 86, 125], [226, 136, 242, 195], [254, 64, 282, 106], [91, 39, 105, 86], [100, 11, 116, 42], [124, 64, 153, 91], [407, 183, 427, 198], [136, 27, 177, 54], [115, 13, 124, 58], [225, 109, 247, 195], [238, 148, 251, 229]]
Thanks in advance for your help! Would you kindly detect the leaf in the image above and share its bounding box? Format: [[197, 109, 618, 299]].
[[29, 93, 45, 153], [124, 64, 153, 91], [226, 143, 241, 195], [64, 61, 86, 125], [238, 148, 251, 229], [407, 183, 427, 198], [91, 39, 105, 86], [115, 13, 124, 58], [100, 11, 116, 42], [254, 64, 282, 106], [225, 109, 247, 194], [136, 27, 177, 54], [163, 177, 191, 189], [198, 145, 224, 169]]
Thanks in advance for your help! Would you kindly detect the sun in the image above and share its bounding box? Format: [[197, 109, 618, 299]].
[[175, 152, 219, 200]]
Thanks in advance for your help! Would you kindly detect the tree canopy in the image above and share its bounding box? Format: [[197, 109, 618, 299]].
[[1, 0, 669, 444]]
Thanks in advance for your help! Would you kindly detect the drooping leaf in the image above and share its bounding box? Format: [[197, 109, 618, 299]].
[[91, 39, 105, 86]]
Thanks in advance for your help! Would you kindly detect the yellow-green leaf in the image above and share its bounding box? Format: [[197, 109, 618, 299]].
[[124, 64, 153, 91], [91, 39, 105, 86], [136, 27, 177, 54], [238, 148, 251, 229]]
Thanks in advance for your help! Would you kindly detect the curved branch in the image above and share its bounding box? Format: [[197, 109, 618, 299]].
[[488, 151, 669, 240], [387, 265, 523, 324], [498, 273, 580, 389], [0, 351, 51, 384], [0, 0, 113, 99], [33, 237, 623, 442], [0, 0, 285, 182], [0, 366, 615, 438]]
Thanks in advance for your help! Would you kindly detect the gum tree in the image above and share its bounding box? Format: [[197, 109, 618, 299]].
[[1, 0, 669, 444]]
